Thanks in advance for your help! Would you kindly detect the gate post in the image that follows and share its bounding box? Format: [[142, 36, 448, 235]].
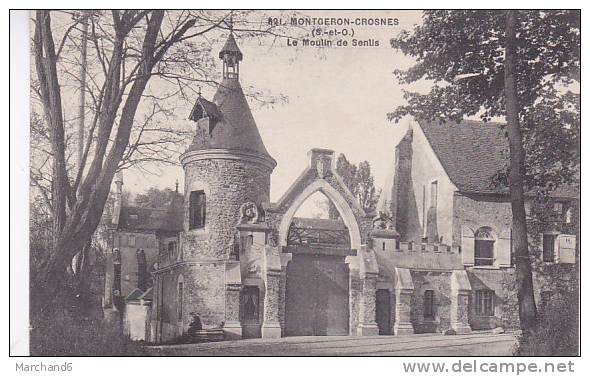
[[262, 244, 282, 338], [394, 267, 415, 335], [450, 270, 472, 334], [224, 261, 242, 339], [357, 247, 379, 336], [357, 275, 380, 335]]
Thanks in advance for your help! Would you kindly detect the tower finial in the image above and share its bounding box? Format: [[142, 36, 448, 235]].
[[219, 16, 242, 80]]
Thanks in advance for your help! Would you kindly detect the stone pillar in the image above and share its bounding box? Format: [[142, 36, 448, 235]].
[[262, 269, 282, 338], [451, 270, 472, 334], [357, 275, 379, 336], [224, 261, 242, 339], [224, 284, 242, 339], [278, 266, 287, 336], [261, 245, 282, 338], [394, 267, 414, 335], [348, 269, 361, 335]]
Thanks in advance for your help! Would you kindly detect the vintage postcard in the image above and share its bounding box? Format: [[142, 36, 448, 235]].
[[11, 8, 580, 362]]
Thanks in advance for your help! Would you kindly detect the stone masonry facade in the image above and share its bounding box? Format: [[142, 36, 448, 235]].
[[105, 33, 578, 344]]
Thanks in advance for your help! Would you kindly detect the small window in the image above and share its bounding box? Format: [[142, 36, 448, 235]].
[[475, 227, 495, 266], [168, 241, 176, 259], [475, 290, 494, 316], [137, 249, 147, 291], [189, 191, 206, 229], [177, 281, 184, 322], [565, 207, 573, 224], [430, 181, 438, 208], [543, 234, 556, 262], [382, 241, 386, 251], [423, 290, 435, 319], [129, 234, 136, 247]]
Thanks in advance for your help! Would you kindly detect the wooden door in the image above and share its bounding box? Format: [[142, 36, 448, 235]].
[[285, 254, 349, 336]]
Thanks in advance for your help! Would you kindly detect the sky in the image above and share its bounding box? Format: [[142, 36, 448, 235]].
[[121, 10, 426, 203]]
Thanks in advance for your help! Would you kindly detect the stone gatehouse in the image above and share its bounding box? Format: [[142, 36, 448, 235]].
[[102, 32, 579, 343]]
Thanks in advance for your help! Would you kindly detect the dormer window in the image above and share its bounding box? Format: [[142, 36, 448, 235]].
[[188, 98, 222, 134]]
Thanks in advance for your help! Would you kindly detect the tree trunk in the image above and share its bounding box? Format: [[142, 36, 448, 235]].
[[504, 10, 538, 334], [77, 13, 88, 166]]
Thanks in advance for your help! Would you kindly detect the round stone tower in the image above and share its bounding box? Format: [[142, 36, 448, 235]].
[[180, 32, 276, 261]]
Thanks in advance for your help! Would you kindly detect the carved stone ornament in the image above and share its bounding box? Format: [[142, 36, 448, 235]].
[[373, 211, 394, 230], [316, 155, 330, 179], [268, 230, 279, 247], [239, 202, 259, 224]]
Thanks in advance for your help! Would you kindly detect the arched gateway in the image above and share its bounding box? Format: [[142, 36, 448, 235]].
[[268, 149, 371, 336]]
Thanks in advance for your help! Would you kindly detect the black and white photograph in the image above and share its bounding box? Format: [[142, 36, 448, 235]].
[[9, 7, 581, 363]]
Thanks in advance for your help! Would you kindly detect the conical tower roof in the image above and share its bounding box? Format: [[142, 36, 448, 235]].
[[185, 33, 274, 164], [219, 33, 243, 61]]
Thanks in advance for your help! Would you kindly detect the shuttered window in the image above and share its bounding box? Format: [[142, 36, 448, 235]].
[[543, 234, 556, 262], [474, 227, 495, 266]]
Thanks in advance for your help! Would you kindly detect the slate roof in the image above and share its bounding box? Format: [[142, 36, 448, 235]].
[[419, 119, 579, 198], [125, 288, 144, 301], [219, 33, 243, 61], [291, 217, 348, 231], [117, 200, 183, 233], [419, 119, 509, 193], [189, 97, 223, 123], [187, 78, 273, 159]]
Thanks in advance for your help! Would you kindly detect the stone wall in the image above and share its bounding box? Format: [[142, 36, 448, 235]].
[[467, 268, 519, 330], [409, 271, 452, 333], [182, 158, 272, 260], [452, 193, 514, 247], [155, 261, 226, 342]]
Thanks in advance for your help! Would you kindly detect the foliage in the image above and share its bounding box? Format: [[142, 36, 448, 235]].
[[30, 288, 146, 356], [135, 187, 183, 208], [389, 10, 580, 193], [389, 10, 580, 334], [326, 154, 379, 218], [30, 10, 297, 308], [515, 271, 579, 356]]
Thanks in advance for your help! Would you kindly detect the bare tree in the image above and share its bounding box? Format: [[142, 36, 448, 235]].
[[30, 10, 297, 311]]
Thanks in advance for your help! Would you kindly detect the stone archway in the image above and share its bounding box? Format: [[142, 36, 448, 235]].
[[270, 149, 368, 337], [278, 179, 363, 250]]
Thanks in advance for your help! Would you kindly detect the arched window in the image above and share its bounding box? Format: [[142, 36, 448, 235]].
[[474, 227, 495, 266]]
